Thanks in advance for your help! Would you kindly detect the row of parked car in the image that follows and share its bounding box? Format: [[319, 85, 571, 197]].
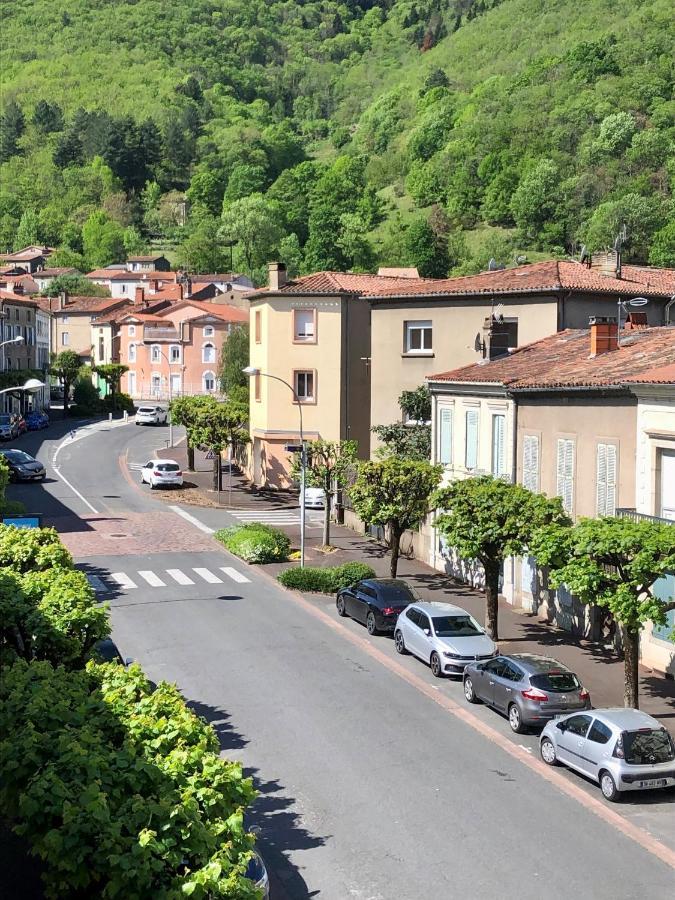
[[335, 577, 675, 803], [0, 410, 49, 440]]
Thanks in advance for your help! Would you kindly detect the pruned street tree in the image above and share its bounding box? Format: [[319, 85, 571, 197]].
[[189, 397, 249, 492], [372, 384, 432, 461], [92, 363, 128, 409], [350, 457, 442, 578], [292, 439, 358, 547], [530, 517, 675, 708], [50, 350, 82, 417], [434, 476, 570, 641], [168, 395, 212, 471]]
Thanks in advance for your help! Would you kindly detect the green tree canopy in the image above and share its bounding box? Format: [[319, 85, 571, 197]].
[[530, 517, 675, 708], [188, 397, 249, 491], [82, 210, 126, 268], [350, 457, 442, 577], [92, 363, 129, 408], [41, 274, 108, 297], [219, 324, 249, 400], [372, 385, 432, 461], [220, 194, 285, 279], [434, 476, 570, 641], [50, 350, 82, 416], [292, 440, 358, 547]]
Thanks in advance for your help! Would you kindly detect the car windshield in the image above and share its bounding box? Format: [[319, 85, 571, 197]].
[[156, 463, 179, 472], [432, 615, 483, 637], [1, 450, 33, 463], [622, 729, 675, 765], [530, 672, 580, 692]]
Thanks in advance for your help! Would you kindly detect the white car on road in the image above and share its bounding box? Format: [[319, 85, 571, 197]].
[[135, 405, 168, 425], [140, 459, 183, 489], [395, 601, 498, 678], [304, 487, 326, 509]]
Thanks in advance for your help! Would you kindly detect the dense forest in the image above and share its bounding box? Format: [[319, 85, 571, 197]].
[[1, 0, 673, 282]]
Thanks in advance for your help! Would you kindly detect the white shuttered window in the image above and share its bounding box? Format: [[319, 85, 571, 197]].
[[596, 443, 617, 516], [438, 408, 453, 465], [465, 409, 479, 469], [522, 434, 540, 492], [491, 414, 506, 476], [556, 438, 575, 514]]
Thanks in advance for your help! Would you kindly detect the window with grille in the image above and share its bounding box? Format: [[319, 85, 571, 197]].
[[491, 414, 506, 476], [128, 343, 136, 362], [294, 309, 316, 342], [596, 443, 617, 516], [465, 409, 479, 469], [556, 438, 575, 514], [438, 407, 453, 465], [151, 345, 160, 362], [294, 370, 315, 402], [522, 434, 540, 492]]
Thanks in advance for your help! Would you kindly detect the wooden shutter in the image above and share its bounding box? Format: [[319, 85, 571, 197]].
[[605, 444, 617, 516], [523, 435, 540, 492], [596, 443, 607, 516], [557, 438, 574, 514], [492, 414, 506, 476], [439, 408, 453, 465], [465, 409, 479, 469]]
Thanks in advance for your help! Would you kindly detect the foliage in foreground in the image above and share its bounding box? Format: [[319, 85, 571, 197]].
[[215, 522, 291, 564], [0, 660, 259, 899], [531, 516, 675, 708], [277, 561, 376, 594]]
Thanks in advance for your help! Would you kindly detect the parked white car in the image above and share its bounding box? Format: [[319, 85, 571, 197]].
[[140, 459, 183, 489], [394, 602, 498, 678], [304, 487, 326, 509], [135, 405, 168, 425]]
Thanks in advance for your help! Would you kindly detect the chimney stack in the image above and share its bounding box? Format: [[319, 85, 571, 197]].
[[589, 316, 618, 357], [268, 261, 287, 292], [58, 290, 68, 310], [135, 286, 145, 305]]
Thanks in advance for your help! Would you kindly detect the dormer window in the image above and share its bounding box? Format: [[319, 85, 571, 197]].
[[203, 325, 214, 338], [128, 324, 136, 337]]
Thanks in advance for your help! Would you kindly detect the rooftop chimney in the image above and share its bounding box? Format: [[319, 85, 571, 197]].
[[268, 261, 287, 292], [135, 286, 145, 305], [589, 316, 618, 357], [58, 290, 68, 310]]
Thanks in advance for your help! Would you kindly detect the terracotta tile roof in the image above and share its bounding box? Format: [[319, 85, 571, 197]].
[[165, 301, 248, 323], [623, 362, 675, 384], [1, 275, 39, 293], [190, 273, 245, 283], [117, 312, 166, 323], [427, 326, 675, 390], [0, 289, 37, 305], [127, 255, 167, 262], [34, 296, 127, 314], [254, 270, 437, 297], [0, 246, 52, 261], [35, 267, 80, 277], [367, 260, 675, 299], [86, 268, 119, 279]]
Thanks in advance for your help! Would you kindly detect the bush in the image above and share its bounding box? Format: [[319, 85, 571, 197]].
[[0, 525, 72, 573], [72, 376, 101, 414], [103, 392, 135, 413], [215, 523, 291, 563], [278, 561, 376, 593]]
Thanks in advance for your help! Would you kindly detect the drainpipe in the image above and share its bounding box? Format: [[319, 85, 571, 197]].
[[665, 295, 675, 325]]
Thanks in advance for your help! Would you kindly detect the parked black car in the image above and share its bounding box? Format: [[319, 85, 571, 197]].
[[337, 578, 418, 634], [0, 448, 46, 481]]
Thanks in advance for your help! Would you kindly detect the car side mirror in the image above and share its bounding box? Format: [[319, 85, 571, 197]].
[[423, 628, 431, 636], [556, 721, 567, 732]]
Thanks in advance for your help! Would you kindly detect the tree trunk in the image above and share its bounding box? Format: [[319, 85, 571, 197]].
[[623, 626, 640, 709], [63, 381, 69, 418], [484, 560, 500, 641], [187, 443, 194, 472], [390, 527, 402, 578], [212, 454, 221, 492], [322, 491, 332, 548]]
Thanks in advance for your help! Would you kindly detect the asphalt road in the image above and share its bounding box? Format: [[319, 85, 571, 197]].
[[8, 419, 675, 899]]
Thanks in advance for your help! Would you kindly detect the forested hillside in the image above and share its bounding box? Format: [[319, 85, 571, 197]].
[[1, 0, 673, 282]]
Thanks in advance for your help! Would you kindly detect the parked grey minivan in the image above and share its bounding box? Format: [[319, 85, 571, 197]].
[[463, 653, 591, 733]]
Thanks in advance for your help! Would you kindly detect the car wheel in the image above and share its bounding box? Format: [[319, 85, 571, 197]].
[[540, 738, 558, 766], [600, 770, 621, 802], [464, 676, 480, 704], [508, 703, 526, 733], [336, 595, 347, 617], [394, 629, 408, 655], [366, 611, 379, 636], [150, 480, 156, 490], [430, 652, 443, 678]]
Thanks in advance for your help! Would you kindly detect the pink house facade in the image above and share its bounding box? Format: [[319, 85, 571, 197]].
[[117, 301, 248, 400]]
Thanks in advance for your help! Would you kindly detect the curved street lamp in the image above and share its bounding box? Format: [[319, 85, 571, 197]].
[[243, 366, 306, 568]]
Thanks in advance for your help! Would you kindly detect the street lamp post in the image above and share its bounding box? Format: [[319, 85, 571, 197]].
[[243, 366, 306, 568], [617, 297, 649, 347], [155, 348, 174, 447]]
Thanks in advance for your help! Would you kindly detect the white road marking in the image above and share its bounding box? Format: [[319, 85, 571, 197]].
[[85, 574, 109, 593], [110, 572, 137, 589], [168, 505, 214, 534], [138, 570, 166, 587], [193, 567, 222, 584], [166, 568, 195, 585], [220, 566, 250, 583]]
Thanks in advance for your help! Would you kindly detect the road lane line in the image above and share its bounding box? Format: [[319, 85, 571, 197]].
[[220, 566, 250, 583], [193, 567, 222, 584], [166, 568, 195, 585], [110, 573, 137, 589], [272, 580, 675, 871], [168, 505, 215, 534], [138, 570, 166, 587]]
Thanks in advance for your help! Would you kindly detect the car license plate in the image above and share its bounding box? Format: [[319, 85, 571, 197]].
[[638, 778, 668, 788]]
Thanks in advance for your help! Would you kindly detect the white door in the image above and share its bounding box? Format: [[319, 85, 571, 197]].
[[170, 374, 181, 396], [660, 449, 675, 520], [127, 372, 136, 397]]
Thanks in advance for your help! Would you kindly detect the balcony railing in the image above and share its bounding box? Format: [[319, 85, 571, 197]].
[[616, 508, 674, 525], [143, 326, 180, 341]]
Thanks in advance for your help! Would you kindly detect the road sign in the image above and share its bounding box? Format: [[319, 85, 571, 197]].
[[284, 443, 303, 452], [205, 449, 216, 460]]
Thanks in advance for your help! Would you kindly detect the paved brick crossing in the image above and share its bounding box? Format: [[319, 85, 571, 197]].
[[84, 565, 250, 592]]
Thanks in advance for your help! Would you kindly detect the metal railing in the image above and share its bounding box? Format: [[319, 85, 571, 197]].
[[616, 508, 674, 525], [143, 326, 180, 341]]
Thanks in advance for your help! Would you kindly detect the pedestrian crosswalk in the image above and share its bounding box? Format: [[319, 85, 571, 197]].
[[228, 508, 324, 526], [84, 565, 250, 593]]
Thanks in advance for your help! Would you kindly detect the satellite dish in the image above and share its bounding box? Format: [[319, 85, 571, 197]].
[[627, 296, 649, 307], [493, 303, 505, 320], [474, 333, 484, 353], [488, 258, 498, 271]]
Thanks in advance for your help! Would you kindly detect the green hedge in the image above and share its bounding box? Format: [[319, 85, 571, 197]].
[[277, 561, 376, 593], [215, 522, 291, 563]]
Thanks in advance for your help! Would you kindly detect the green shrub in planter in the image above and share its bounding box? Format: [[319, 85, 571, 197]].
[[215, 522, 291, 563], [278, 561, 376, 593]]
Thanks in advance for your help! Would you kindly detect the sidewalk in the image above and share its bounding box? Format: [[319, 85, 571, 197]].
[[160, 445, 675, 729]]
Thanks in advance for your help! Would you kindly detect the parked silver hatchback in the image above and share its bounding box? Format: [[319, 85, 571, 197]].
[[463, 653, 591, 733], [540, 708, 675, 801]]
